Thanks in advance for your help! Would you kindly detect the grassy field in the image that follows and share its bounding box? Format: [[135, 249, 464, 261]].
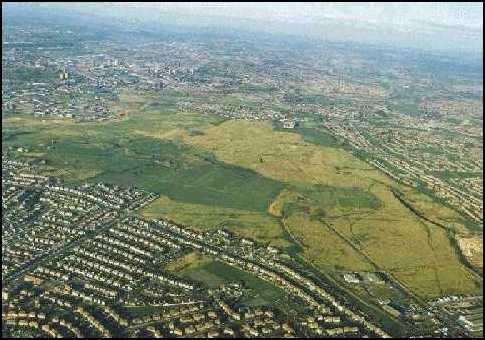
[[184, 119, 482, 299], [284, 213, 375, 272], [274, 120, 352, 151], [184, 120, 393, 189], [167, 252, 289, 307], [141, 196, 291, 249], [2, 113, 285, 213], [3, 90, 482, 300], [396, 186, 483, 271]]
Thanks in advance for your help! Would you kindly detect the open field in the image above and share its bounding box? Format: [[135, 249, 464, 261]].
[[2, 113, 285, 214], [283, 213, 375, 272], [185, 120, 387, 187], [141, 196, 291, 249], [167, 252, 290, 308], [397, 186, 483, 270], [3, 91, 482, 300], [184, 119, 482, 299]]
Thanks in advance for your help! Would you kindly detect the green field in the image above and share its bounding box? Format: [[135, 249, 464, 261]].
[[141, 195, 291, 249], [2, 101, 285, 214], [167, 253, 290, 308], [184, 119, 482, 299], [3, 89, 482, 301]]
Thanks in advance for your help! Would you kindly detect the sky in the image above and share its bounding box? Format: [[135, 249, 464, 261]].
[[127, 2, 483, 29], [91, 2, 482, 33], [16, 2, 485, 54]]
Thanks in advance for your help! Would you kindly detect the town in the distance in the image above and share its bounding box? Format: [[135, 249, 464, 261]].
[[2, 3, 483, 338]]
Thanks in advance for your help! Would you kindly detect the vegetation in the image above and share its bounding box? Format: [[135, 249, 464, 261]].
[[3, 90, 481, 300], [169, 252, 289, 307]]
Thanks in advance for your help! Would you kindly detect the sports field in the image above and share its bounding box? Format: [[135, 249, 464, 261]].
[[166, 252, 292, 308]]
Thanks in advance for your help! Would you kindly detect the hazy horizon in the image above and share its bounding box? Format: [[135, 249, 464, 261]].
[[6, 2, 484, 55]]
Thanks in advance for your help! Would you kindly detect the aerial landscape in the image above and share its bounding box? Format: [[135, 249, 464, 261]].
[[1, 2, 483, 338]]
